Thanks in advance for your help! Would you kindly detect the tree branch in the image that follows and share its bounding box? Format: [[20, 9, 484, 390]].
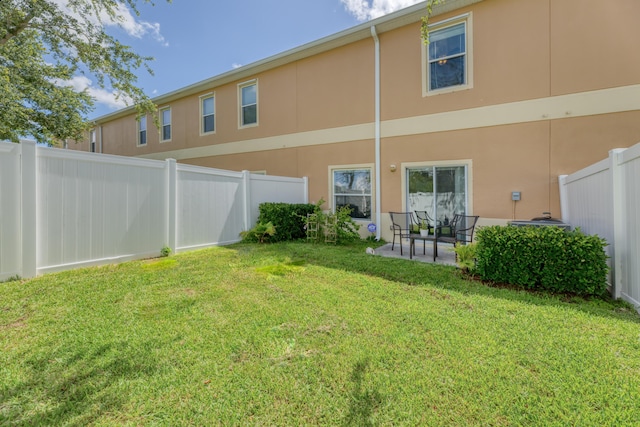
[[1, 12, 35, 46]]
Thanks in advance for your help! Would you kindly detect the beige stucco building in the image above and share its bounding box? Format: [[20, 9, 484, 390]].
[[73, 0, 640, 240]]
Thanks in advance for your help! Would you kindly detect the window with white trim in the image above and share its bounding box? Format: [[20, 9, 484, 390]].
[[160, 107, 171, 141], [239, 80, 257, 127], [138, 116, 147, 146], [424, 14, 472, 95], [201, 94, 215, 134], [333, 167, 372, 220]]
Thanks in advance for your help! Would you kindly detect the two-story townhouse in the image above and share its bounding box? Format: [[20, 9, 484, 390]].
[[72, 0, 640, 241]]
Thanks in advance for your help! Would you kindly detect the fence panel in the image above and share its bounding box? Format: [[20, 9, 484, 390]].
[[176, 164, 246, 251], [36, 148, 167, 274], [619, 145, 640, 306], [561, 159, 614, 259], [0, 142, 308, 278], [560, 142, 640, 310], [249, 174, 308, 226], [0, 143, 22, 280]]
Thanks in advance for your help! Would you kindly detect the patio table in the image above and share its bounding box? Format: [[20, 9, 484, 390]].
[[409, 233, 438, 262]]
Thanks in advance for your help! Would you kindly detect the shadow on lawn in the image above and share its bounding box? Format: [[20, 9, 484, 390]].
[[343, 358, 383, 427], [235, 242, 640, 324], [1, 340, 157, 426]]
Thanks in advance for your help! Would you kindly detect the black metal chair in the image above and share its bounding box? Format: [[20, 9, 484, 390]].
[[414, 210, 437, 234], [389, 212, 416, 256], [436, 214, 479, 259]]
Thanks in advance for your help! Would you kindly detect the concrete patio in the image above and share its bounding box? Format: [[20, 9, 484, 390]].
[[372, 241, 457, 266]]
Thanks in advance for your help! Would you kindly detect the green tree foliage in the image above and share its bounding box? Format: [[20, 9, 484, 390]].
[[0, 0, 167, 144], [421, 0, 444, 44]]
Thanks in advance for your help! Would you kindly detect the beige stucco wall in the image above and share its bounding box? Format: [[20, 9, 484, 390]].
[[550, 0, 640, 95], [92, 38, 374, 159]]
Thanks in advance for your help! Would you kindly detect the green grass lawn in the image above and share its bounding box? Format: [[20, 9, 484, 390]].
[[2, 241, 639, 426]]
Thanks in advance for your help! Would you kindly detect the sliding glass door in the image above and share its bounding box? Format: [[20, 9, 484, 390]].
[[407, 165, 467, 225]]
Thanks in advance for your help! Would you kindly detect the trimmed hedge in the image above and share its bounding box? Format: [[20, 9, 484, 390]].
[[257, 202, 316, 242], [475, 225, 608, 296]]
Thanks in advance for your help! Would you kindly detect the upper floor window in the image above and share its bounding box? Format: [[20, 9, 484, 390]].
[[89, 129, 96, 152], [138, 116, 147, 146], [200, 94, 215, 134], [424, 14, 472, 96], [239, 80, 258, 127], [333, 167, 372, 220], [160, 107, 171, 141]]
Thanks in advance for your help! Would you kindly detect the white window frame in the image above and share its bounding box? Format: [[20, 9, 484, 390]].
[[200, 93, 215, 135], [89, 129, 96, 152], [160, 106, 171, 142], [422, 13, 473, 97], [238, 79, 258, 128], [137, 116, 147, 147], [329, 164, 374, 221]]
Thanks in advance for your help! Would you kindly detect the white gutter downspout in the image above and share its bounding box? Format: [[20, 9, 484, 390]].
[[99, 125, 103, 153], [371, 25, 382, 240]]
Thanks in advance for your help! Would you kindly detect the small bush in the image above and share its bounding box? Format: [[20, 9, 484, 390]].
[[475, 225, 608, 296], [453, 242, 477, 275], [258, 203, 316, 242], [160, 246, 172, 257], [240, 221, 277, 243], [334, 206, 361, 242]]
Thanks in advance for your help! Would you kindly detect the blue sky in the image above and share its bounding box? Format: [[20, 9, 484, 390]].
[[80, 0, 424, 119]]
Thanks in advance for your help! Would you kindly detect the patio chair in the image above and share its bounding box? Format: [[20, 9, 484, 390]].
[[437, 214, 479, 259], [389, 212, 417, 255], [414, 210, 438, 234]]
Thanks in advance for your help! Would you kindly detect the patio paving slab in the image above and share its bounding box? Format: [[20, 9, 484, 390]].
[[371, 242, 457, 266]]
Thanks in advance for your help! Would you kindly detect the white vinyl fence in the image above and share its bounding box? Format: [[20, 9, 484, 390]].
[[559, 142, 640, 310], [0, 141, 307, 280]]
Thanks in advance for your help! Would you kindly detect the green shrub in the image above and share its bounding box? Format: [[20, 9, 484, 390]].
[[160, 246, 172, 257], [257, 203, 316, 242], [453, 242, 477, 275], [475, 225, 608, 296], [240, 221, 277, 243], [333, 205, 361, 242]]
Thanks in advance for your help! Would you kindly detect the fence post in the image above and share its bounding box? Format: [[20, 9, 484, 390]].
[[166, 159, 177, 254], [21, 141, 37, 278], [558, 175, 569, 224], [610, 148, 625, 300], [242, 170, 251, 231]]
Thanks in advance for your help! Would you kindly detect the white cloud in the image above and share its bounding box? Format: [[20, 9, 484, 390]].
[[51, 0, 168, 46], [340, 0, 422, 21], [232, 63, 243, 69], [107, 3, 168, 46], [58, 75, 132, 110]]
